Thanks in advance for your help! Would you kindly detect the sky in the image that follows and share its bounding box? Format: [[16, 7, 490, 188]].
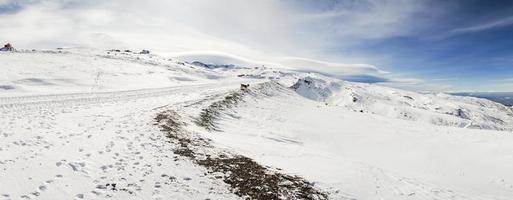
[[1, 0, 512, 92]]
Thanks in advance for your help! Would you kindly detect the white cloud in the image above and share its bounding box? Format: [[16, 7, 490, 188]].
[[0, 0, 430, 85], [278, 57, 387, 75], [167, 51, 275, 68], [493, 78, 513, 84], [450, 16, 513, 34], [0, 0, 427, 56], [0, 0, 19, 5], [165, 52, 388, 78]]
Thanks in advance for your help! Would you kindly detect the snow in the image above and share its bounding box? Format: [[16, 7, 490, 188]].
[[0, 49, 238, 97], [292, 76, 513, 131], [0, 80, 248, 199], [0, 49, 256, 199], [209, 82, 513, 199], [1, 49, 513, 199]]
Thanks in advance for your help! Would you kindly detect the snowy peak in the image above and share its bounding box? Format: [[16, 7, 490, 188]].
[[170, 52, 270, 69], [292, 76, 513, 131], [190, 61, 237, 69], [290, 77, 342, 102]]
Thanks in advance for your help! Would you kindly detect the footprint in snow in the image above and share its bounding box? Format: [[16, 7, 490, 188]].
[[90, 190, 102, 196], [75, 194, 84, 199], [68, 162, 86, 172], [30, 191, 40, 197]]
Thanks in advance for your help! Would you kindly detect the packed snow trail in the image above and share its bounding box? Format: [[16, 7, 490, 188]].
[[0, 81, 251, 109], [0, 81, 256, 200]]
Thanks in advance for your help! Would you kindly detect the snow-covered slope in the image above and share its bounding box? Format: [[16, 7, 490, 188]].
[[291, 76, 513, 131], [0, 49, 241, 97], [209, 81, 513, 200], [1, 49, 513, 199]]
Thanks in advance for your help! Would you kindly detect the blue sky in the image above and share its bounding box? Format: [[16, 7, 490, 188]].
[[0, 0, 512, 92], [337, 0, 513, 92]]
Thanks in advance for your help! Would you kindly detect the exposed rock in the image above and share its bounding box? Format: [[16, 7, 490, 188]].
[[0, 43, 15, 51]]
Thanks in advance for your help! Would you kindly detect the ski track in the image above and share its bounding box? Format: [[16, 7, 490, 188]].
[[0, 82, 249, 200], [0, 80, 248, 110]]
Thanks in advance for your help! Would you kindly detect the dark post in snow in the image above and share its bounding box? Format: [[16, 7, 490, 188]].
[[240, 84, 249, 90], [0, 43, 15, 51]]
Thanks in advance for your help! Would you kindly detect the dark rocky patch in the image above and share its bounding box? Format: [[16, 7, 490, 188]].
[[155, 92, 328, 199], [195, 90, 247, 131], [198, 155, 327, 200]]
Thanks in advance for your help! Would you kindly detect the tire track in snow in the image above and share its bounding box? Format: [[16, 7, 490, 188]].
[[0, 81, 256, 200], [0, 81, 254, 111]]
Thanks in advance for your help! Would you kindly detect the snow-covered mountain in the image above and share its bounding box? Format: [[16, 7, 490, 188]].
[[210, 80, 513, 200], [291, 76, 513, 131], [0, 49, 238, 97], [1, 49, 513, 200]]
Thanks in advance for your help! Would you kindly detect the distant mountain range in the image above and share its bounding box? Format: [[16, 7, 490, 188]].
[[452, 92, 513, 106]]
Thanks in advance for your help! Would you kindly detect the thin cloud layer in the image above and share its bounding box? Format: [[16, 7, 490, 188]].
[[1, 0, 426, 54], [449, 16, 513, 35], [1, 0, 511, 91], [0, 0, 423, 85], [278, 57, 387, 76]]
